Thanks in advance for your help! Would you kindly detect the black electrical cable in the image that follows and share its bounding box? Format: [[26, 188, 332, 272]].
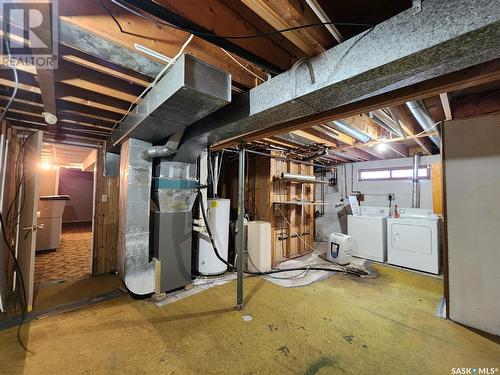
[[6, 131, 37, 227], [103, 0, 373, 40], [196, 189, 362, 278], [0, 212, 29, 352], [197, 189, 235, 270], [0, 41, 19, 123]]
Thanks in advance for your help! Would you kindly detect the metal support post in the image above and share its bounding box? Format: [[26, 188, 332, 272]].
[[236, 145, 245, 309]]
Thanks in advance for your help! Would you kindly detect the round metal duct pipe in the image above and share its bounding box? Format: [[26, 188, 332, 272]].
[[332, 120, 372, 143], [406, 100, 441, 148]]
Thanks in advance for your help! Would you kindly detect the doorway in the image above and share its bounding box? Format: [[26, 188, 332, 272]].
[[33, 143, 96, 287]]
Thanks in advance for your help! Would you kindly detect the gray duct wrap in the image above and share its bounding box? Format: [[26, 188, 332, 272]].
[[118, 138, 156, 295]]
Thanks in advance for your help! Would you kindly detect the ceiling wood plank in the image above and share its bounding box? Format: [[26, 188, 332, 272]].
[[241, 0, 326, 56], [59, 3, 263, 88], [439, 92, 453, 120], [304, 0, 343, 43]]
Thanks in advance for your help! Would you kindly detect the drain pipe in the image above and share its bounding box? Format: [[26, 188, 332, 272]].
[[406, 100, 441, 148], [412, 153, 421, 208], [141, 130, 184, 160]]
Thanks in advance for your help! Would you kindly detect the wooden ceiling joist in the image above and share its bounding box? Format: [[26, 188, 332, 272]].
[[211, 59, 500, 151], [241, 0, 331, 56], [8, 119, 109, 140], [35, 67, 57, 132], [60, 1, 268, 89]]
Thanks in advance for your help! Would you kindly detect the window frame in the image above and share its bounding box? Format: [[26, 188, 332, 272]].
[[358, 166, 431, 181]]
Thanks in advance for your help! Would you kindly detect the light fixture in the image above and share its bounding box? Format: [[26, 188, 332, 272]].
[[42, 112, 58, 125], [40, 162, 52, 170], [134, 43, 172, 63], [375, 139, 388, 152]]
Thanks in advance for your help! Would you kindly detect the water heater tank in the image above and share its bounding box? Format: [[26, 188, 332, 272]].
[[198, 199, 230, 275]]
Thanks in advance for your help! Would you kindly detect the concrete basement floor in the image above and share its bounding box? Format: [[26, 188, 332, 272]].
[[0, 264, 499, 374]]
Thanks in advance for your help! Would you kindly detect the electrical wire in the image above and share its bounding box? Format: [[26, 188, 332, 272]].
[[197, 188, 360, 277], [109, 0, 373, 40], [412, 121, 442, 138], [111, 33, 194, 130], [0, 213, 29, 352], [220, 48, 266, 83], [0, 40, 19, 123]]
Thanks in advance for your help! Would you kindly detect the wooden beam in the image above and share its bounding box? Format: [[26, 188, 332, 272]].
[[8, 119, 108, 140], [59, 1, 274, 89], [440, 92, 453, 120], [82, 149, 98, 172], [35, 68, 57, 132], [452, 88, 500, 119], [304, 0, 343, 43], [211, 59, 500, 150], [4, 111, 113, 133], [240, 0, 328, 56], [314, 124, 355, 145], [391, 105, 433, 155]]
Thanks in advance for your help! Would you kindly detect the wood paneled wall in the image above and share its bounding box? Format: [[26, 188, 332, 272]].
[[92, 146, 119, 274]]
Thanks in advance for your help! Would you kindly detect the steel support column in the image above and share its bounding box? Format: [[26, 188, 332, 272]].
[[236, 145, 245, 309]]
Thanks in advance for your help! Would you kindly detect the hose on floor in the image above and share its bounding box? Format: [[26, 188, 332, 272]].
[[196, 189, 362, 278]]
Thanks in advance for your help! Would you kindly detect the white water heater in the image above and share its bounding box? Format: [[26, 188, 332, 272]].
[[328, 233, 353, 265], [198, 198, 230, 275]]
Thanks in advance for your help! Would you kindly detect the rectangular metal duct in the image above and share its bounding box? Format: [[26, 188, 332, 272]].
[[109, 54, 231, 148], [118, 138, 155, 295]]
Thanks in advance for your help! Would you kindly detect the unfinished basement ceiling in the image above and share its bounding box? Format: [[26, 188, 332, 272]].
[[1, 0, 414, 145], [1, 0, 498, 166]]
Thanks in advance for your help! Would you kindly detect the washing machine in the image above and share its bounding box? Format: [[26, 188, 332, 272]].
[[347, 207, 390, 262], [387, 208, 441, 274]]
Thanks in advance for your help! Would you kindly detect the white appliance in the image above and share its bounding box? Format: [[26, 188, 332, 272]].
[[198, 198, 230, 275], [36, 195, 70, 251], [327, 233, 352, 265], [348, 207, 390, 262], [387, 208, 441, 274], [247, 221, 271, 272]]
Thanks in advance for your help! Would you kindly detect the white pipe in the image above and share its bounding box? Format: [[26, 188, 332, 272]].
[[412, 153, 421, 208]]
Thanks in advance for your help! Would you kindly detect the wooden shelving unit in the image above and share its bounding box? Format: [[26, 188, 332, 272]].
[[220, 151, 318, 266]]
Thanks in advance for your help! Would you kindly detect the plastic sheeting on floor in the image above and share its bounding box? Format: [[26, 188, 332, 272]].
[[155, 273, 237, 308]]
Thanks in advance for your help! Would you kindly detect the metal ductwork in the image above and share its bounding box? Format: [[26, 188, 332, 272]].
[[176, 0, 498, 149], [412, 153, 421, 208], [118, 138, 156, 295], [109, 54, 231, 152], [368, 110, 404, 137], [331, 120, 372, 143], [141, 130, 184, 161], [406, 100, 441, 148]]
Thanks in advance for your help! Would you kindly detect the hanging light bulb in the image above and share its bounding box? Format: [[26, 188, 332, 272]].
[[375, 139, 388, 152]]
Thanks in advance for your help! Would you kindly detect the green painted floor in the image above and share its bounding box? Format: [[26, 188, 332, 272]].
[[0, 264, 499, 374]]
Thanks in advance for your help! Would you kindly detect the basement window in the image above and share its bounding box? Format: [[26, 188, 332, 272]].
[[359, 167, 430, 181]]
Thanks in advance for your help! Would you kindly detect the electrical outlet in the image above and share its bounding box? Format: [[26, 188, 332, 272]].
[[388, 193, 395, 201]]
